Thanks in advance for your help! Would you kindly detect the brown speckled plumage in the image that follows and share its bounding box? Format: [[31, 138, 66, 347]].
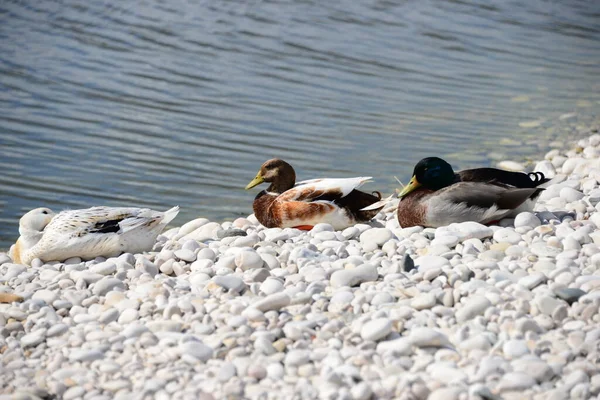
[[247, 159, 382, 229], [396, 190, 430, 228]]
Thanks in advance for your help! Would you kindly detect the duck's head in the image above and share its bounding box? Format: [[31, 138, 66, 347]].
[[19, 207, 55, 235], [245, 158, 296, 193], [399, 157, 455, 197]]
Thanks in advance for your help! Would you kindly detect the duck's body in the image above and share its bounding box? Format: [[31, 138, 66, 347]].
[[396, 158, 549, 228], [246, 159, 383, 230], [10, 206, 179, 265]]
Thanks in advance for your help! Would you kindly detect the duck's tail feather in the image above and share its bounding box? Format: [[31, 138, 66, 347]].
[[360, 193, 397, 211], [161, 206, 180, 225]]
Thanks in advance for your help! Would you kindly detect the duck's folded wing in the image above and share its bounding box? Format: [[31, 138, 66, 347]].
[[284, 177, 373, 202], [426, 183, 540, 224], [48, 207, 153, 236], [436, 182, 539, 210], [458, 168, 549, 188]]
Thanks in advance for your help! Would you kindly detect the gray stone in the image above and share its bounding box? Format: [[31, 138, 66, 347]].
[[330, 264, 378, 288], [93, 277, 126, 296], [455, 296, 491, 323], [554, 288, 586, 305]]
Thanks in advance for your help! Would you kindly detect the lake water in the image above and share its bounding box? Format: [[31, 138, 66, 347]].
[[1, 0, 600, 249]]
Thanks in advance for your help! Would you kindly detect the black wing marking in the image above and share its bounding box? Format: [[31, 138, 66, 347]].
[[89, 218, 126, 234], [458, 168, 549, 188]]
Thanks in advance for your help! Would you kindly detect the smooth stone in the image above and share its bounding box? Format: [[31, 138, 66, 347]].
[[560, 187, 584, 202], [118, 309, 139, 324], [174, 249, 196, 263], [535, 295, 565, 316], [175, 218, 210, 239], [360, 228, 393, 247], [314, 231, 337, 241], [428, 387, 463, 400], [409, 327, 451, 348], [21, 330, 46, 348], [93, 278, 125, 296], [376, 337, 413, 355], [69, 349, 105, 362], [135, 258, 158, 277], [252, 293, 291, 312], [436, 222, 493, 241], [179, 341, 212, 362], [213, 276, 246, 293], [47, 324, 69, 337], [350, 382, 373, 400], [493, 228, 522, 245], [455, 296, 491, 323], [146, 321, 183, 332], [342, 227, 359, 240], [518, 272, 547, 290], [512, 358, 554, 382], [497, 372, 537, 392], [235, 250, 264, 271], [371, 292, 394, 305], [514, 212, 541, 228], [90, 262, 117, 276], [554, 288, 586, 305], [196, 248, 216, 261], [217, 229, 247, 239], [411, 293, 436, 310], [360, 318, 392, 342], [535, 160, 557, 179], [415, 255, 449, 271], [431, 235, 460, 248], [98, 308, 119, 324], [330, 264, 378, 288], [503, 339, 529, 359], [284, 349, 311, 367], [63, 387, 86, 400], [122, 324, 149, 338], [530, 242, 562, 257], [249, 268, 270, 283], [215, 255, 236, 270], [260, 279, 284, 296], [32, 289, 58, 305]]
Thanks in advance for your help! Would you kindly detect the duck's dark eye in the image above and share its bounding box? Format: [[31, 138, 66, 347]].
[[41, 210, 48, 214]]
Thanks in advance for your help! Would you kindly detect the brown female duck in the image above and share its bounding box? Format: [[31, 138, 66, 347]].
[[245, 159, 383, 230]]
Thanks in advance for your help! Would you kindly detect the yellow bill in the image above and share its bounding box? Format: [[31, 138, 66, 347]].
[[245, 173, 264, 190], [398, 175, 421, 197]]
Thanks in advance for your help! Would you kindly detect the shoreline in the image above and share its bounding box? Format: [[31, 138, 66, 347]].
[[1, 120, 600, 399], [1, 112, 600, 252]]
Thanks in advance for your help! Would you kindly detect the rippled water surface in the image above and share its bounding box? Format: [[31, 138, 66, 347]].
[[1, 0, 600, 248]]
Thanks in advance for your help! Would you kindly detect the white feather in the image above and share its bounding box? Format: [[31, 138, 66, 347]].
[[12, 206, 179, 265], [280, 206, 353, 230], [294, 177, 373, 198], [360, 193, 397, 211]]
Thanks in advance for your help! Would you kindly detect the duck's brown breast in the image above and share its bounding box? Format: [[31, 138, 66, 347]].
[[253, 191, 280, 228], [396, 190, 431, 228]]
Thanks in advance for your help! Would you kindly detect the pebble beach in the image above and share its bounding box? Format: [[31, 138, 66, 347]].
[[2, 122, 600, 400]]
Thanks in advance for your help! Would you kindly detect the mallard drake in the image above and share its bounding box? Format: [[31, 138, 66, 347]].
[[9, 206, 179, 265], [396, 157, 549, 228], [245, 159, 383, 230]]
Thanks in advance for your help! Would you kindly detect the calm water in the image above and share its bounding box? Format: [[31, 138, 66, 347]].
[[1, 0, 600, 249]]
